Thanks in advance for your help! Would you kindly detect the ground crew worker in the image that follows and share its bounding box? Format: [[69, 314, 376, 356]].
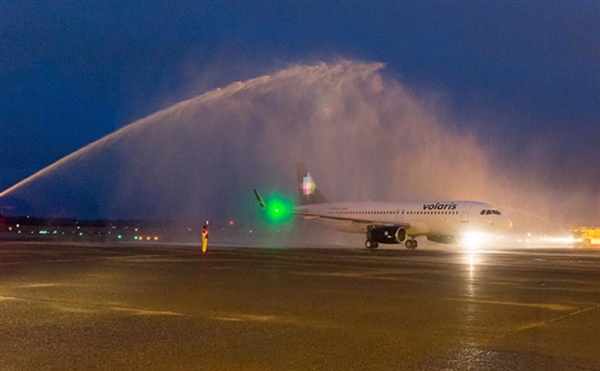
[[201, 220, 209, 253]]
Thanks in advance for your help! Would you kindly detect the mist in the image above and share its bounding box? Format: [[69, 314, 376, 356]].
[[1, 60, 597, 234]]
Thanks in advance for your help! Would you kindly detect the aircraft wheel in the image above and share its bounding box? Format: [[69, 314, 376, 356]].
[[405, 239, 418, 249], [365, 240, 378, 249]]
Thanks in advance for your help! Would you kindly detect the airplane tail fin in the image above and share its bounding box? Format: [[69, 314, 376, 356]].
[[296, 162, 328, 205]]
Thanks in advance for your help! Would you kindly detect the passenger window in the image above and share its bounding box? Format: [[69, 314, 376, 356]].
[[480, 210, 486, 215]]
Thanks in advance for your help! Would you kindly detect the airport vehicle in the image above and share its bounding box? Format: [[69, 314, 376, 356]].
[[571, 227, 600, 247], [254, 163, 512, 249]]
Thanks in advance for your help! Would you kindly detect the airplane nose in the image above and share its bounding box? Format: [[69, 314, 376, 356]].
[[489, 216, 513, 232], [503, 216, 513, 231]]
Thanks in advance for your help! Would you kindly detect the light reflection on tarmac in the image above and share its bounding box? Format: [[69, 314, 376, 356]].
[[1, 242, 599, 370]]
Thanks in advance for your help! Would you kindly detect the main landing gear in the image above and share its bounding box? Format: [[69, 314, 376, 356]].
[[364, 238, 417, 250], [405, 239, 418, 250]]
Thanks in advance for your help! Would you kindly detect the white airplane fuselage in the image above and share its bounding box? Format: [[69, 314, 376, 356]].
[[255, 163, 513, 249], [295, 200, 512, 243]]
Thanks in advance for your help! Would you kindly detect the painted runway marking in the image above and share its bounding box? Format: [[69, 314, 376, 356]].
[[493, 303, 600, 340], [447, 298, 575, 311], [0, 254, 163, 266], [1, 294, 296, 324], [109, 306, 186, 316], [0, 296, 26, 301], [210, 314, 278, 322], [13, 283, 63, 288], [0, 294, 188, 317]]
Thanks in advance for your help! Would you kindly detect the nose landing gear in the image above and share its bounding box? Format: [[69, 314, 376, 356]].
[[365, 239, 379, 249]]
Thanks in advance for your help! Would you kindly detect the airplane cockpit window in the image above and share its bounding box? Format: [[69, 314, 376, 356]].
[[481, 209, 502, 215]]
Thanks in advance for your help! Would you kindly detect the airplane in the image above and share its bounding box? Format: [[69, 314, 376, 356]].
[[254, 163, 513, 249]]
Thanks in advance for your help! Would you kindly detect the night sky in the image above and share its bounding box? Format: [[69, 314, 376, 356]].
[[1, 1, 599, 221]]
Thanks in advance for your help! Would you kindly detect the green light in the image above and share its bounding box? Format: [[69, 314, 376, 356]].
[[261, 194, 294, 225], [118, 234, 122, 239]]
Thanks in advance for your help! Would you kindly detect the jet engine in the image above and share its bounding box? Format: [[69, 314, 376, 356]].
[[369, 226, 407, 244]]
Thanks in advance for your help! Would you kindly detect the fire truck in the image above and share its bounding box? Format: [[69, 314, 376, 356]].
[[571, 227, 600, 247]]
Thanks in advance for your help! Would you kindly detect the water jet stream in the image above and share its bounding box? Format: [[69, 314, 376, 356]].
[[1, 60, 596, 231]]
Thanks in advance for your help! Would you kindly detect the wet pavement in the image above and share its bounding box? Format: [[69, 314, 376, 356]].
[[1, 242, 599, 370]]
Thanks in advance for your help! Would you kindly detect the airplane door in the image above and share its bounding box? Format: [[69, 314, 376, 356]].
[[398, 209, 405, 223], [461, 205, 471, 223]]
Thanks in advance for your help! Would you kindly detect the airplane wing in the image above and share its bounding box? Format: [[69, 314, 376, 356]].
[[294, 208, 410, 228]]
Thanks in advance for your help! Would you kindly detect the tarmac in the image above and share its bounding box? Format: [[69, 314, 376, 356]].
[[1, 242, 599, 370]]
